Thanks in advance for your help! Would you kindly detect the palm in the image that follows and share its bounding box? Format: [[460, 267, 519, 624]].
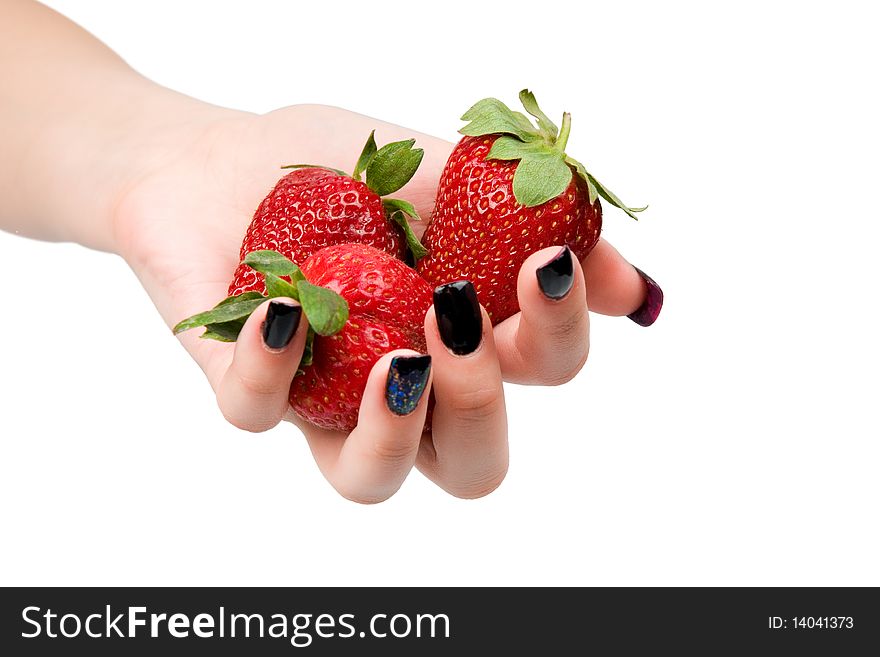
[[116, 105, 449, 386]]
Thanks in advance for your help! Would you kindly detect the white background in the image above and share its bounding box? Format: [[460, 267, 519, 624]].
[[1, 0, 877, 586]]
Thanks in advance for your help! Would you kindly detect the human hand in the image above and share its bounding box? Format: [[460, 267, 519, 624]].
[[113, 103, 661, 502]]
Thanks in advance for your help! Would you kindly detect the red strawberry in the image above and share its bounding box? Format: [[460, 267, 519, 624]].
[[418, 90, 645, 324], [292, 243, 432, 430], [229, 132, 427, 297], [174, 244, 432, 433]]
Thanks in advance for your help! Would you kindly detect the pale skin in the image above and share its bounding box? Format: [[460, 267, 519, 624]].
[[1, 0, 650, 502]]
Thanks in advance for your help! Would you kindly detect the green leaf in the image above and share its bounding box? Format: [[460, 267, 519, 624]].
[[215, 291, 265, 306], [299, 327, 316, 372], [243, 250, 302, 277], [365, 139, 424, 196], [279, 164, 348, 176], [297, 281, 349, 337], [173, 295, 267, 335], [586, 179, 599, 205], [196, 292, 265, 342], [518, 89, 558, 139], [565, 156, 599, 205], [352, 131, 378, 181], [289, 265, 306, 286], [487, 135, 553, 161], [511, 154, 573, 207], [200, 319, 246, 342], [382, 198, 428, 261], [459, 97, 541, 142], [264, 272, 300, 300], [200, 329, 237, 342], [586, 172, 647, 221], [462, 92, 647, 219]]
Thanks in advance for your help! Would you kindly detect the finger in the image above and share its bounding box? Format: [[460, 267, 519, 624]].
[[303, 350, 432, 504], [494, 245, 590, 385], [419, 281, 508, 499], [581, 238, 664, 325], [216, 299, 307, 432]]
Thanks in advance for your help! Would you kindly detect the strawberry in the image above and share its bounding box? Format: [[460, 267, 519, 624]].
[[175, 243, 433, 432], [291, 243, 432, 430], [229, 132, 427, 297], [417, 90, 645, 324]]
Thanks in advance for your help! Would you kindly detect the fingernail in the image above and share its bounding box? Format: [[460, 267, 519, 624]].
[[536, 245, 575, 300], [627, 268, 664, 327], [262, 301, 302, 349], [433, 280, 483, 355], [385, 354, 432, 416]]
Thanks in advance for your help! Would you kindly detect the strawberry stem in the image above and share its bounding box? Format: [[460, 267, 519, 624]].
[[555, 112, 572, 153]]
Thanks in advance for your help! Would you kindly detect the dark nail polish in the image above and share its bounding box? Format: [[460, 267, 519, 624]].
[[627, 268, 664, 327], [385, 355, 432, 416], [433, 280, 483, 355], [536, 245, 575, 300], [262, 301, 302, 349]]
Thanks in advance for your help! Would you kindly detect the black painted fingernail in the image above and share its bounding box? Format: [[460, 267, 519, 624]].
[[433, 280, 483, 355], [536, 245, 575, 300], [627, 268, 664, 327], [385, 354, 432, 416], [262, 301, 302, 349]]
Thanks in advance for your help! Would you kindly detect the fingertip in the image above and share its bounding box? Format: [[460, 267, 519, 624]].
[[260, 297, 305, 353], [427, 281, 492, 358], [627, 267, 664, 327], [518, 245, 586, 308], [581, 240, 648, 316], [494, 245, 590, 385], [385, 352, 433, 417], [331, 348, 431, 503], [360, 348, 433, 421], [215, 297, 307, 433]]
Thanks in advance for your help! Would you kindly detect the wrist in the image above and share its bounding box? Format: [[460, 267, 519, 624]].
[[94, 78, 250, 254], [31, 72, 248, 254]]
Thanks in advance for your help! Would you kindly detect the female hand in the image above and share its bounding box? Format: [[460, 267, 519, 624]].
[[1, 1, 661, 502], [113, 103, 660, 502]]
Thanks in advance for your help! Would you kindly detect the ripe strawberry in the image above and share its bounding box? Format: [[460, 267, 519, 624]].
[[175, 244, 432, 432], [229, 132, 427, 297], [418, 90, 645, 324], [292, 243, 432, 430]]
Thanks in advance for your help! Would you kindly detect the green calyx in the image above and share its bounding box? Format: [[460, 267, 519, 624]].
[[281, 132, 429, 262], [459, 89, 646, 218], [172, 250, 350, 369], [353, 131, 429, 262], [382, 198, 428, 260]]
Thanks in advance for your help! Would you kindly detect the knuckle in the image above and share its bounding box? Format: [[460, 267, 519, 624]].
[[447, 386, 503, 417], [217, 389, 286, 434], [540, 344, 590, 386], [544, 308, 588, 345], [516, 313, 590, 385], [371, 436, 418, 468], [236, 371, 282, 398], [447, 465, 509, 500]]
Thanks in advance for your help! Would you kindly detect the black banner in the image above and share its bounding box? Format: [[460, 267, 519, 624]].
[[1, 587, 876, 654]]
